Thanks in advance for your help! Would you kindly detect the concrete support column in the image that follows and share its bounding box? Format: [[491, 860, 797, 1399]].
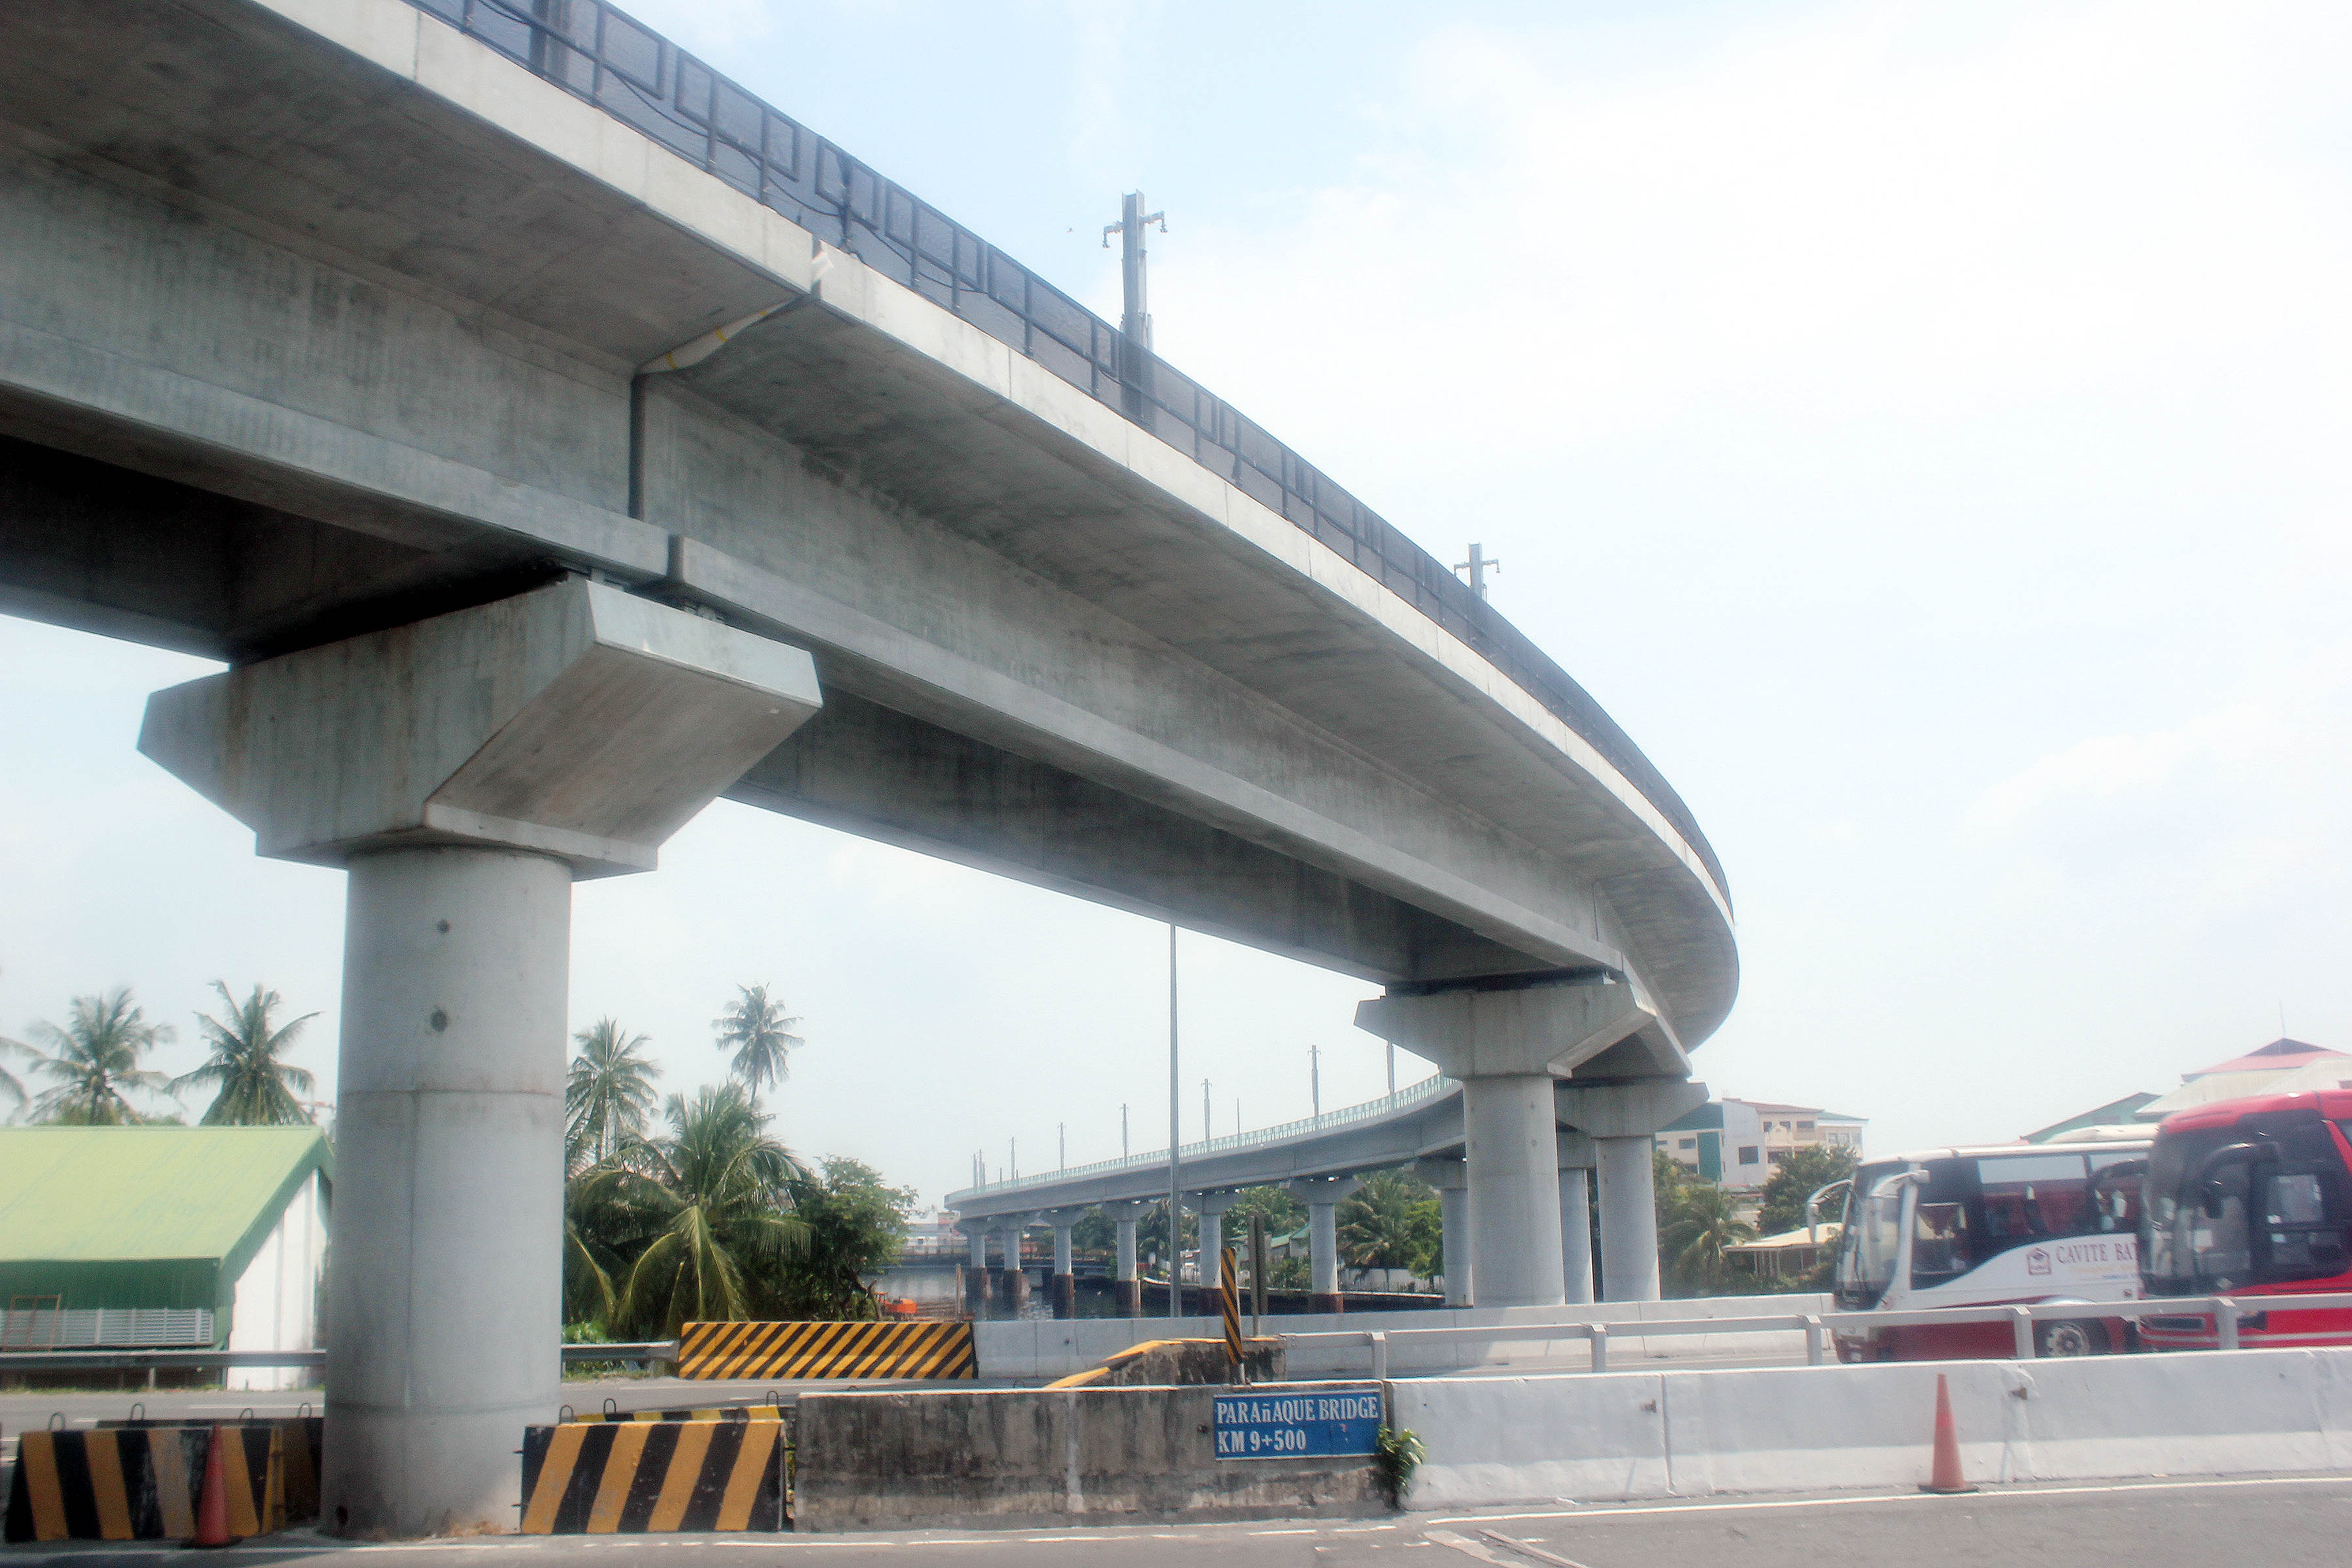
[[1596, 1137, 1659, 1302], [1559, 1168, 1595, 1304], [1556, 1079, 1706, 1305], [1103, 1200, 1147, 1318], [962, 1226, 988, 1318], [1287, 1177, 1362, 1315], [1558, 1130, 1596, 1305], [1196, 1192, 1240, 1286], [999, 1224, 1030, 1311], [138, 579, 821, 1538], [1414, 1158, 1471, 1306], [331, 843, 568, 1536], [1462, 1075, 1567, 1309], [1047, 1211, 1080, 1320]]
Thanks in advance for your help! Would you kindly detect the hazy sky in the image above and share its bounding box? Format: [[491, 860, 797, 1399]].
[[5, 0, 2348, 1204]]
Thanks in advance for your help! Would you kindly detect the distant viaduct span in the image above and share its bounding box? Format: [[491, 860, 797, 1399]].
[[0, 0, 1736, 1536]]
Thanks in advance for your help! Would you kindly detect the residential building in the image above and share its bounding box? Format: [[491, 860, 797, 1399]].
[[1655, 1098, 1868, 1189]]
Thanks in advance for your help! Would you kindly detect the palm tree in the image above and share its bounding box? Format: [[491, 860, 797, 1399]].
[[0, 1035, 27, 1122], [712, 985, 803, 1100], [19, 988, 175, 1124], [1660, 1181, 1757, 1294], [1337, 1169, 1443, 1277], [566, 1019, 662, 1170], [577, 1083, 811, 1337], [172, 982, 318, 1126]]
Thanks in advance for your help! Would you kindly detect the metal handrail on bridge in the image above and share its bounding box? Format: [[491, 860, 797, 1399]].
[[0, 1342, 679, 1374], [394, 0, 1727, 902], [958, 1073, 1454, 1201], [1286, 1290, 2352, 1380]]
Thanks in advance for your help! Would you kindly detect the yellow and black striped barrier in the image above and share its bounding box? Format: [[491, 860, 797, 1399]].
[[1220, 1247, 1245, 1365], [563, 1404, 782, 1424], [520, 1419, 785, 1533], [4, 1424, 281, 1543], [676, 1320, 976, 1381]]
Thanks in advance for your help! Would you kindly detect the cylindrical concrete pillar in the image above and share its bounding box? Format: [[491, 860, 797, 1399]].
[[1003, 1226, 1031, 1311], [1560, 1167, 1595, 1303], [1597, 1134, 1662, 1301], [964, 1230, 988, 1318], [323, 846, 569, 1539], [1051, 1224, 1077, 1320], [1437, 1185, 1472, 1307], [1115, 1217, 1141, 1317], [1462, 1074, 1568, 1309], [1309, 1201, 1343, 1315]]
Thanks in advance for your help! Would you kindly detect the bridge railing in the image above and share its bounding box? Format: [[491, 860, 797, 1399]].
[[1282, 1290, 2352, 1379], [396, 0, 1726, 904], [953, 1073, 1455, 1203]]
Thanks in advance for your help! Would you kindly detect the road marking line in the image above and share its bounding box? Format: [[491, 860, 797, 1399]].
[[1477, 1528, 1591, 1567], [1429, 1471, 2352, 1526], [1425, 1529, 1512, 1563], [1250, 1527, 1316, 1534]]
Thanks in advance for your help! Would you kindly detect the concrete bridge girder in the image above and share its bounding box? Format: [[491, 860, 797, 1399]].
[[0, 0, 1734, 1041]]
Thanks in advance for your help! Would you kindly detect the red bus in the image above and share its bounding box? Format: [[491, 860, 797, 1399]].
[[2138, 1088, 2352, 1350], [1830, 1137, 2149, 1360]]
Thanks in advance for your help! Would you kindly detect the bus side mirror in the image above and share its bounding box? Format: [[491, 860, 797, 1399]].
[[2200, 1181, 2227, 1219]]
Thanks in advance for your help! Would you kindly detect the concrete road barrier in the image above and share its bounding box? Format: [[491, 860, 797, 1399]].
[[679, 1320, 977, 1380], [5, 1423, 283, 1543], [560, 1403, 784, 1424], [1390, 1345, 2352, 1509], [519, 1419, 787, 1533]]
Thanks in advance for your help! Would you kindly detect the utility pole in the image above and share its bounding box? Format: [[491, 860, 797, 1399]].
[[1104, 191, 1167, 422], [1203, 1079, 1212, 1146], [1386, 1043, 1396, 1096], [1168, 922, 1181, 1322], [1058, 1122, 1066, 1172], [1122, 1102, 1130, 1158], [1310, 1043, 1322, 1120], [1454, 544, 1501, 600], [1235, 1097, 1242, 1139], [1009, 1137, 1017, 1183]]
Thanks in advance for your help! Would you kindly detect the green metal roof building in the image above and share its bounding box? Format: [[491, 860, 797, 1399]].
[[0, 1127, 331, 1372]]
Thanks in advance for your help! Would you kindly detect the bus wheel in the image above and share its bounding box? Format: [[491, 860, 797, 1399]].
[[2036, 1319, 2108, 1357]]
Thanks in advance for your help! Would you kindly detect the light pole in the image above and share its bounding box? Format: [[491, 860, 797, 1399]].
[[1103, 191, 1168, 424], [1386, 1042, 1396, 1096], [1122, 1102, 1129, 1158], [1167, 923, 1181, 1322], [1454, 544, 1501, 598], [1310, 1043, 1321, 1120], [1009, 1137, 1017, 1183], [1058, 1122, 1066, 1172], [1202, 1079, 1212, 1147]]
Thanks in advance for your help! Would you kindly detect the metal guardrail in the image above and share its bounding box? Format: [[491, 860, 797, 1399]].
[[394, 0, 1727, 904], [0, 1344, 678, 1374], [1286, 1291, 2352, 1379], [957, 1073, 1454, 1201]]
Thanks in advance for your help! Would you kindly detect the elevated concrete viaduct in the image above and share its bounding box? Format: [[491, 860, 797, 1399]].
[[0, 0, 1736, 1535]]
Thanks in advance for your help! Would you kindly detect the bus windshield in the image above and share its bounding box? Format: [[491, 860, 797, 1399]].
[[1834, 1164, 1908, 1309], [2141, 1111, 2352, 1295]]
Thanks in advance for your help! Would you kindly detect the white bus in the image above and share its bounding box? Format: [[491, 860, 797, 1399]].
[[1829, 1136, 2149, 1360]]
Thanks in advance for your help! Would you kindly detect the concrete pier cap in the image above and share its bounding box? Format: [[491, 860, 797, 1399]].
[[137, 578, 822, 1538]]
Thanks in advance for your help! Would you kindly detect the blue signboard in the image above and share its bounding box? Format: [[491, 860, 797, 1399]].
[[1213, 1386, 1383, 1460]]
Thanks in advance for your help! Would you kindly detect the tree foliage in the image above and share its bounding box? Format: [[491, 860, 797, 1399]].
[[712, 985, 802, 1101], [1337, 1169, 1441, 1277], [570, 1084, 811, 1337], [566, 1018, 662, 1171], [766, 1157, 919, 1321], [1659, 1179, 1757, 1293], [1757, 1145, 1861, 1235], [173, 981, 316, 1126], [17, 989, 175, 1124]]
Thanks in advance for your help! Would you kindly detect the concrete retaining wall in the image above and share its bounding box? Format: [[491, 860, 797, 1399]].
[[791, 1384, 1379, 1531], [1391, 1346, 2352, 1509], [979, 1295, 1830, 1380]]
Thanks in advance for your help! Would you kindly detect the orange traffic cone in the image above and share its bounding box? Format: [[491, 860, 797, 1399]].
[[1919, 1373, 1978, 1495], [189, 1422, 235, 1548]]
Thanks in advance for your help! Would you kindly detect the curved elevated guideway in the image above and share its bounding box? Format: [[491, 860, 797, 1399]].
[[0, 0, 1736, 1534]]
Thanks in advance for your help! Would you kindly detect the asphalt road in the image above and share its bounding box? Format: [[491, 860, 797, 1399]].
[[7, 1476, 2349, 1565]]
